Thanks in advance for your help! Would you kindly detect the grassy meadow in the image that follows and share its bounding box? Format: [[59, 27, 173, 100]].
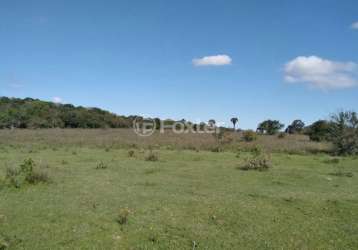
[[0, 129, 357, 249]]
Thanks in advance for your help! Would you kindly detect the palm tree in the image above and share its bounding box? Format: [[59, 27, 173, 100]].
[[231, 117, 238, 131]]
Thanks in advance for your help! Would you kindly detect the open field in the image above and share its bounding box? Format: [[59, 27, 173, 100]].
[[0, 130, 357, 249], [0, 129, 332, 154]]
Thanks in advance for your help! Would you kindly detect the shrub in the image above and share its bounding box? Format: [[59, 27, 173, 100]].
[[238, 151, 272, 171], [116, 208, 131, 225], [145, 151, 159, 162], [242, 130, 257, 142], [96, 161, 108, 169]]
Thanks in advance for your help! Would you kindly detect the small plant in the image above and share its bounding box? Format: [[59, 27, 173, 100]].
[[128, 150, 135, 158], [145, 150, 159, 162], [116, 208, 131, 225], [96, 161, 108, 169], [242, 130, 257, 142]]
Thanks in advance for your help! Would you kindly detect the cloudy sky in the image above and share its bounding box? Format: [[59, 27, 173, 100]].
[[1, 0, 358, 128]]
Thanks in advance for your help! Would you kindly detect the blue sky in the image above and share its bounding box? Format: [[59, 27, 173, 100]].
[[1, 0, 358, 129]]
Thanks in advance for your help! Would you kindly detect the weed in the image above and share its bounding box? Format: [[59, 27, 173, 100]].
[[96, 161, 108, 169], [116, 208, 131, 225]]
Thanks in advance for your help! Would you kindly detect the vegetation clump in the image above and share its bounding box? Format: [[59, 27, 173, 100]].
[[5, 158, 49, 188], [145, 150, 159, 162], [96, 161, 108, 169], [116, 208, 131, 225], [329, 111, 358, 156], [0, 236, 9, 250], [128, 150, 135, 158], [242, 130, 257, 142], [239, 148, 272, 171]]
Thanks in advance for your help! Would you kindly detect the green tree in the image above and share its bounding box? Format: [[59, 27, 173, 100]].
[[305, 120, 331, 142], [286, 119, 305, 134], [257, 120, 284, 135]]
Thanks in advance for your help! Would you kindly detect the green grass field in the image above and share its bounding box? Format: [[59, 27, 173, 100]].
[[1, 139, 358, 249]]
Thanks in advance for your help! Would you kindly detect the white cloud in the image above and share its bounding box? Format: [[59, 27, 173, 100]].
[[192, 54, 232, 66], [53, 97, 63, 104], [351, 21, 358, 29], [284, 56, 358, 90]]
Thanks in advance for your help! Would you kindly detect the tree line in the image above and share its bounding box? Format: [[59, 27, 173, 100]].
[[1, 97, 357, 155], [0, 97, 134, 129]]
